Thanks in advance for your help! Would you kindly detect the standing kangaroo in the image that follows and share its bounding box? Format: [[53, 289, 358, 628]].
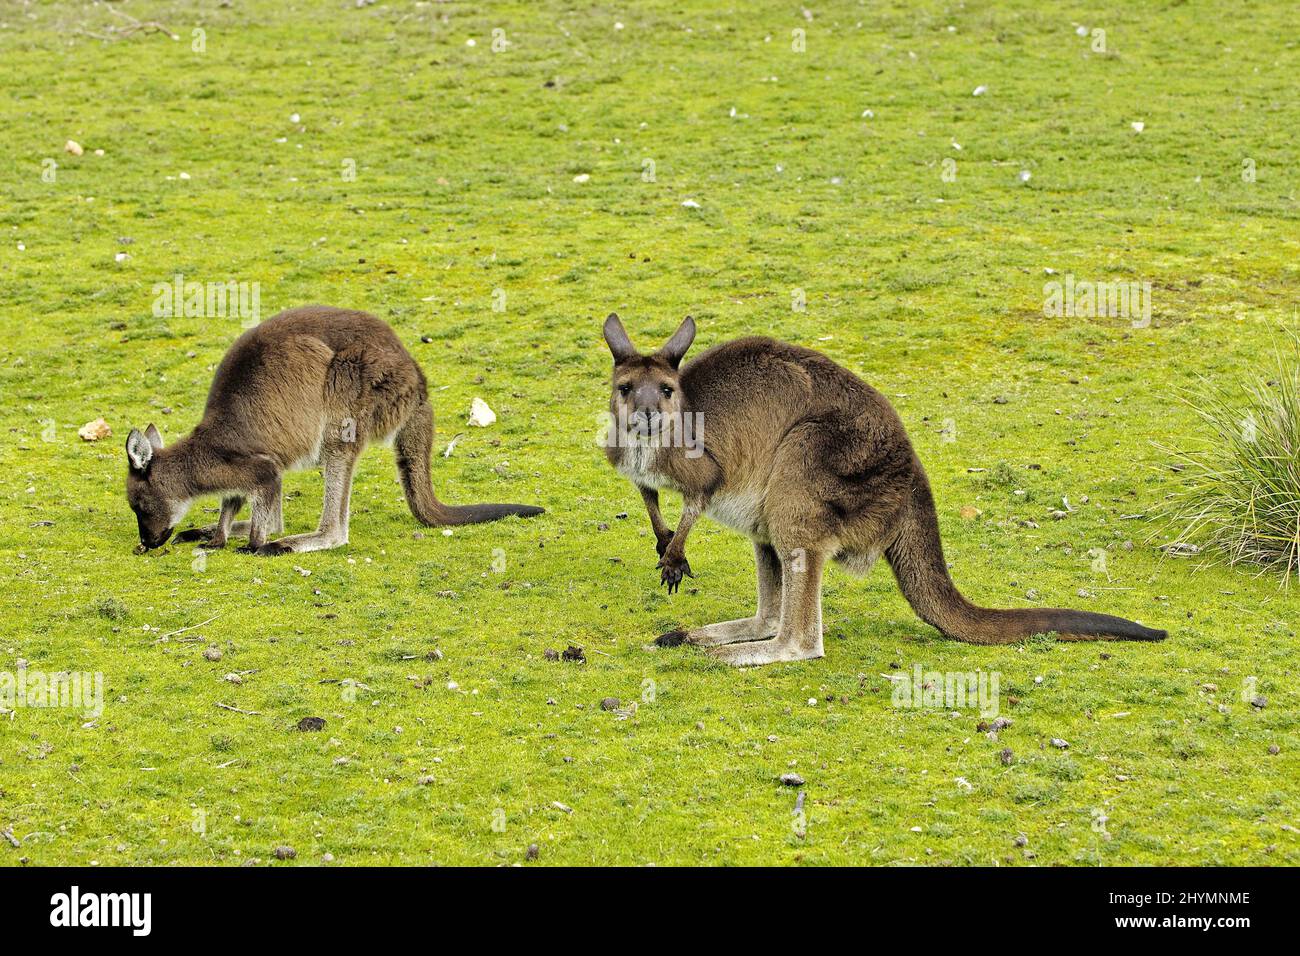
[[125, 305, 543, 555], [601, 313, 1165, 666]]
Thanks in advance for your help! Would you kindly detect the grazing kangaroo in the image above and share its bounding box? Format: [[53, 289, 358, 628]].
[[601, 313, 1166, 666], [125, 305, 543, 555]]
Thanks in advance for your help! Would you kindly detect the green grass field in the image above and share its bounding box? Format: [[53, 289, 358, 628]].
[[1, 0, 1297, 866]]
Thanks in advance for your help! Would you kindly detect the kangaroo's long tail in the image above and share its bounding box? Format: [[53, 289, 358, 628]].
[[883, 461, 1165, 644], [394, 399, 545, 527]]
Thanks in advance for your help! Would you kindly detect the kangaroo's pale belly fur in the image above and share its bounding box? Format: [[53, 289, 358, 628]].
[[706, 490, 767, 539]]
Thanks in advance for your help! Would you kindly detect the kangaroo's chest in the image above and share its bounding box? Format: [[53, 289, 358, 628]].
[[615, 443, 678, 491]]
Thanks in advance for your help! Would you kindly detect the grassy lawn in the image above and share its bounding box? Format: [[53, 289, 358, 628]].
[[1, 0, 1296, 866]]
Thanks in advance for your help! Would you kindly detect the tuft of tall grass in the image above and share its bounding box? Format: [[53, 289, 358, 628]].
[[1157, 345, 1300, 584]]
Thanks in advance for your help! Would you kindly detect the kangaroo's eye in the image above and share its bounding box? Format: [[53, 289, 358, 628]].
[[617, 384, 632, 396], [660, 385, 674, 398]]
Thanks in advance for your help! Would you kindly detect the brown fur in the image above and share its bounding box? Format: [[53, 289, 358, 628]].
[[601, 314, 1165, 666], [125, 305, 542, 555]]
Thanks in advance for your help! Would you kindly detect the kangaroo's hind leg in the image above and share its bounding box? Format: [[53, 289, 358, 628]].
[[707, 546, 827, 666], [657, 542, 784, 648], [255, 440, 359, 556]]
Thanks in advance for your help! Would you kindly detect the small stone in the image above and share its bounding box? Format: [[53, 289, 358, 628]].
[[1050, 737, 1069, 749], [779, 772, 805, 787], [273, 846, 296, 860], [65, 139, 84, 156], [78, 418, 111, 441], [322, 853, 334, 862], [543, 648, 559, 661], [467, 397, 496, 427], [296, 716, 326, 732], [600, 697, 620, 711], [526, 843, 539, 860], [202, 646, 223, 662], [417, 775, 435, 785], [1000, 748, 1014, 766], [224, 673, 243, 685], [1267, 744, 1280, 755], [561, 645, 585, 663], [1251, 696, 1267, 710], [1013, 833, 1028, 847]]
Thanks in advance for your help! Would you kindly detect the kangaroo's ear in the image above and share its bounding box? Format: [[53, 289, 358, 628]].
[[126, 428, 155, 472], [603, 312, 638, 363], [144, 423, 163, 451], [657, 316, 696, 369]]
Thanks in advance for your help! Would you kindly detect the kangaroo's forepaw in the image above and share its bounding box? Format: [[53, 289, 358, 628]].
[[254, 541, 293, 557], [657, 554, 693, 594], [655, 630, 690, 647], [655, 531, 675, 559]]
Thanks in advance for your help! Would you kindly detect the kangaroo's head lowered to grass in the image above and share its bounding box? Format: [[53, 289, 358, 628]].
[[125, 424, 190, 552]]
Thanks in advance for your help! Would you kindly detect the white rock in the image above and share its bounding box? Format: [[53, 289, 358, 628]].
[[681, 199, 701, 209], [78, 418, 111, 441], [65, 140, 83, 156], [468, 397, 496, 427], [1131, 121, 1144, 133], [972, 85, 987, 96], [572, 173, 590, 183]]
